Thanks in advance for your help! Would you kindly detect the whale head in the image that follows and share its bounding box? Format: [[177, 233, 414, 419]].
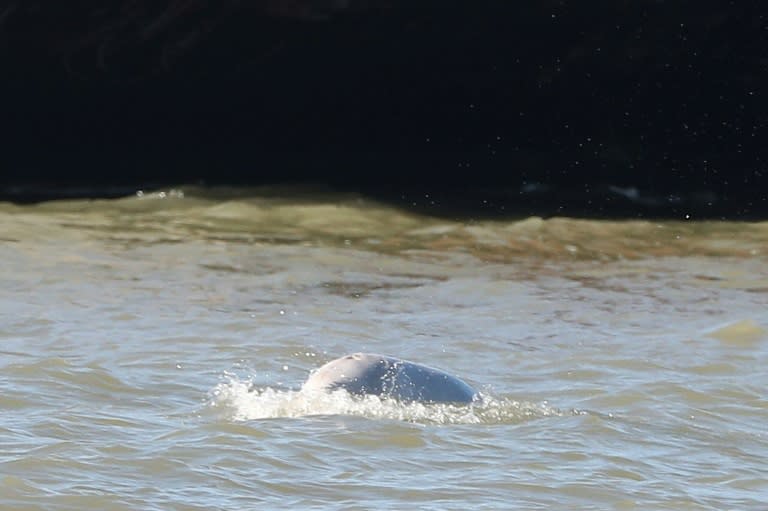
[[302, 353, 477, 404]]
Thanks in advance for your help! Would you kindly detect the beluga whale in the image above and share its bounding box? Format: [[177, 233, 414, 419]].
[[302, 353, 478, 404]]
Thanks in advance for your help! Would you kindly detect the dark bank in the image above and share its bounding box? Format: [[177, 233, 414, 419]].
[[1, 0, 765, 218]]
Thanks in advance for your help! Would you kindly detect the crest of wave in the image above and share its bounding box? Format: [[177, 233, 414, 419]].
[[208, 376, 565, 425]]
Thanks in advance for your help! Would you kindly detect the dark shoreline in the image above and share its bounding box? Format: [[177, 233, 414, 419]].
[[2, 1, 765, 218]]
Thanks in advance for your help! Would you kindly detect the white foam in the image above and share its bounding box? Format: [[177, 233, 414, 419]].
[[207, 375, 564, 425]]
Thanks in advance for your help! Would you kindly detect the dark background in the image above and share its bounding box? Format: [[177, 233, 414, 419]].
[[2, 0, 765, 217]]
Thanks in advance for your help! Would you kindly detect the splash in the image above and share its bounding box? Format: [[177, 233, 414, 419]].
[[207, 375, 565, 425]]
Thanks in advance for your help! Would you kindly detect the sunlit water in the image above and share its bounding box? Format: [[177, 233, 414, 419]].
[[1, 186, 767, 510]]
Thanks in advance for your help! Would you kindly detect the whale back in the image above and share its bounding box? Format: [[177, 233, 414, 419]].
[[302, 353, 477, 404], [302, 353, 393, 396]]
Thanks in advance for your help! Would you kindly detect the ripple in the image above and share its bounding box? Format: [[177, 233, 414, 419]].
[[706, 319, 766, 346]]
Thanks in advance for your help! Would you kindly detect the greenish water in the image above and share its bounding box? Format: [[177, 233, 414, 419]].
[[2, 187, 767, 510]]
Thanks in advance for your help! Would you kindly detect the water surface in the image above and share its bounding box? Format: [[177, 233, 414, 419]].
[[2, 187, 767, 509]]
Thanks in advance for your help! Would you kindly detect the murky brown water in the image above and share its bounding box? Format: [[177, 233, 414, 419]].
[[2, 187, 767, 509]]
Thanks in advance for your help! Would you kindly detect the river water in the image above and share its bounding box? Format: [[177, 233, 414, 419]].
[[1, 186, 767, 510]]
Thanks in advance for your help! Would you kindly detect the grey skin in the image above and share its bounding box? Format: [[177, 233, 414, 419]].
[[302, 353, 477, 404]]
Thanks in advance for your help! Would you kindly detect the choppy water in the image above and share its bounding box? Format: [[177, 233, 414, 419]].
[[1, 186, 767, 510]]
